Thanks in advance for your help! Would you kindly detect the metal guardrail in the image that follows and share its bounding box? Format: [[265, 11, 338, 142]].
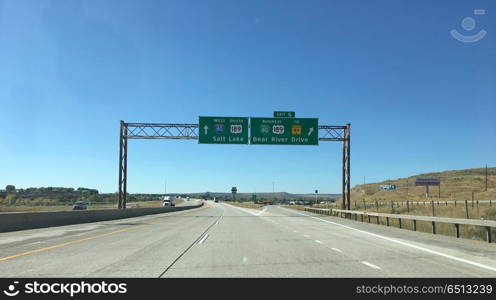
[[355, 199, 494, 209], [304, 207, 496, 243]]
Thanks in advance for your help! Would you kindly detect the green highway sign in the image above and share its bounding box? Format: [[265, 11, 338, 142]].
[[199, 116, 249, 144], [273, 111, 295, 118], [250, 117, 318, 145]]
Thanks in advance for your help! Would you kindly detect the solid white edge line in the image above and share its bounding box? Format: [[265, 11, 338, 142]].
[[198, 234, 209, 244], [258, 206, 268, 216], [290, 209, 496, 273], [362, 261, 381, 270]]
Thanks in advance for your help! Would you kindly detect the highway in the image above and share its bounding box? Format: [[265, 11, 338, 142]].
[[1, 200, 496, 277]]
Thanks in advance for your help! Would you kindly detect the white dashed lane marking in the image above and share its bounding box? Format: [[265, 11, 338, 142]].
[[198, 234, 209, 244], [361, 261, 381, 270]]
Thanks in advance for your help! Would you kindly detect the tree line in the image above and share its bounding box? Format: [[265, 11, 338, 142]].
[[0, 185, 104, 206]]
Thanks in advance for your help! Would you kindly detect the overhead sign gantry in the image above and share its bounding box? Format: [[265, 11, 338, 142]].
[[118, 112, 350, 210]]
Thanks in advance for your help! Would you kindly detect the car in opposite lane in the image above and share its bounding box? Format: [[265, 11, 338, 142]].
[[72, 202, 88, 210]]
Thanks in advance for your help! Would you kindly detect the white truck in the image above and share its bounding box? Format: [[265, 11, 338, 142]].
[[163, 196, 175, 207]]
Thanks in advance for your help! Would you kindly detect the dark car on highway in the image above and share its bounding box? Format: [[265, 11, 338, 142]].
[[72, 202, 88, 210]]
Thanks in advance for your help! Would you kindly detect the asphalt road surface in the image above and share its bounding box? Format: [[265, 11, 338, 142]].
[[1, 201, 495, 277]]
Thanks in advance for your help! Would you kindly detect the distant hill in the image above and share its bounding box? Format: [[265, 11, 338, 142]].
[[164, 192, 340, 201], [350, 167, 496, 203]]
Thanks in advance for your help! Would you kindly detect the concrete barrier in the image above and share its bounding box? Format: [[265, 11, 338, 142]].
[[0, 203, 204, 233]]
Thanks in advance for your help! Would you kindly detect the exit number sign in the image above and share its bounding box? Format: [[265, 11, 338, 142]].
[[273, 111, 295, 118]]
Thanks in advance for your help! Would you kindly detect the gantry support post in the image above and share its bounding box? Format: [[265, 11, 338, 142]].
[[118, 121, 128, 209], [341, 123, 351, 210]]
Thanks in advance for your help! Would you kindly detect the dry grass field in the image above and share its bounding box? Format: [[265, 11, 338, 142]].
[[225, 201, 265, 210], [0, 203, 116, 213], [0, 199, 186, 213], [349, 167, 496, 204]]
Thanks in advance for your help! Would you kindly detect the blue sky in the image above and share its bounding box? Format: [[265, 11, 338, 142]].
[[0, 0, 495, 194]]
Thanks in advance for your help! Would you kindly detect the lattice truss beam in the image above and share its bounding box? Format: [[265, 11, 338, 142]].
[[125, 123, 199, 139], [123, 123, 347, 141]]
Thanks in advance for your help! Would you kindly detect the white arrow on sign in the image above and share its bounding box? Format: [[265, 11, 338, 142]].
[[308, 127, 314, 136], [203, 125, 208, 135]]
